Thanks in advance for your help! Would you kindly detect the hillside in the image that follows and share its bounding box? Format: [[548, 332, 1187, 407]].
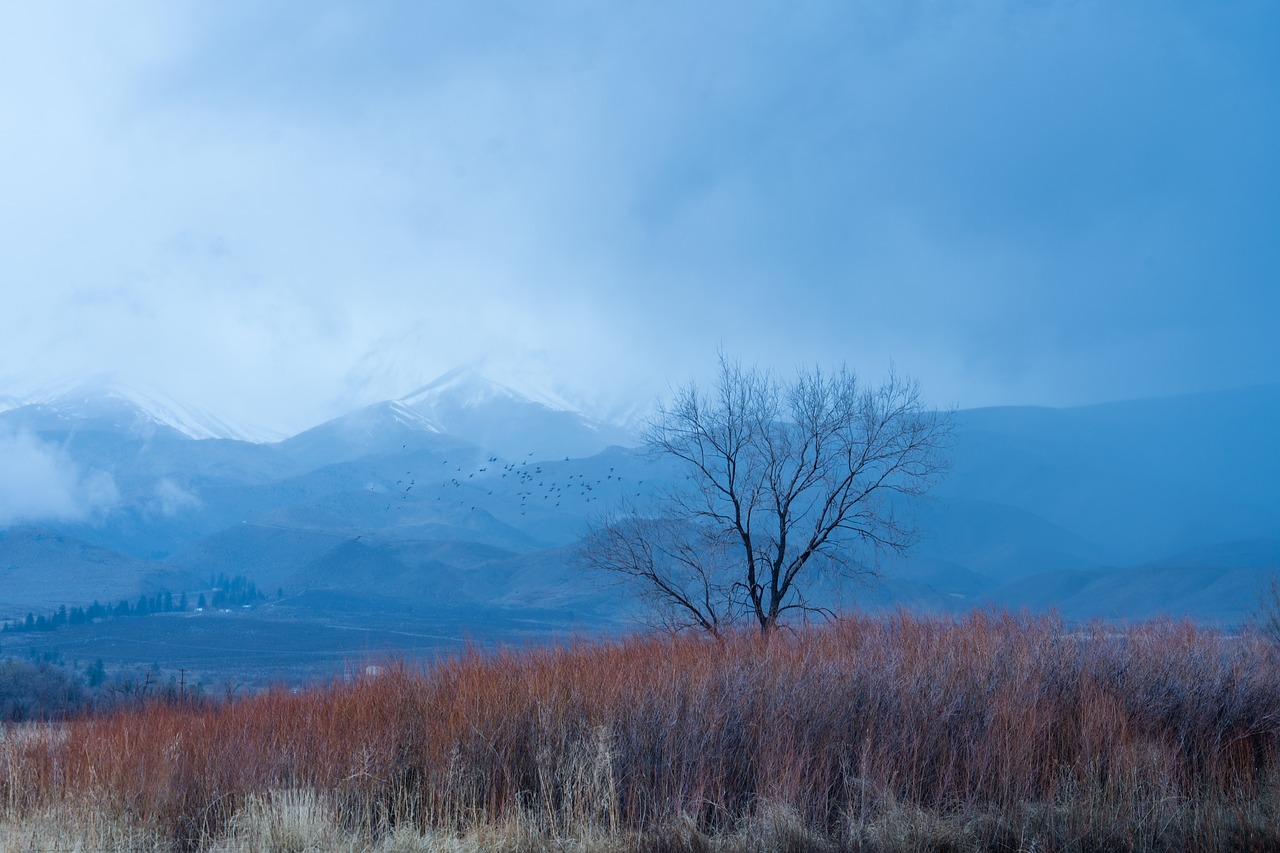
[[1, 373, 1277, 678]]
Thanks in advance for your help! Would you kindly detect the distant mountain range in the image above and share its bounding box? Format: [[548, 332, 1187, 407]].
[[1, 371, 1277, 628]]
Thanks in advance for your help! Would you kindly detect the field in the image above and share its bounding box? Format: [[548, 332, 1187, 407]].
[[0, 599, 606, 692], [3, 611, 1280, 851]]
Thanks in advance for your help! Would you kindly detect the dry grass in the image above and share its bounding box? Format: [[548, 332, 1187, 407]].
[[3, 611, 1280, 851]]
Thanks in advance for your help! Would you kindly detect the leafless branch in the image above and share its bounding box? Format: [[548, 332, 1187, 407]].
[[582, 354, 953, 634]]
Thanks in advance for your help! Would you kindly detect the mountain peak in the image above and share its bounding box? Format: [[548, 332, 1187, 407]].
[[398, 367, 580, 415], [389, 367, 637, 460], [11, 374, 271, 442]]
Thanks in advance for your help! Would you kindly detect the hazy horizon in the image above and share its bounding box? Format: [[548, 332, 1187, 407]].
[[5, 364, 1279, 446]]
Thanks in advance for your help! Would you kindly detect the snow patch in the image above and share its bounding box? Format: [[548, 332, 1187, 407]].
[[20, 374, 271, 442], [385, 401, 445, 432], [399, 367, 580, 414]]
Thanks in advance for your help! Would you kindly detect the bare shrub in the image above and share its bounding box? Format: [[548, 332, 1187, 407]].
[[1253, 574, 1280, 646], [4, 614, 1280, 850]]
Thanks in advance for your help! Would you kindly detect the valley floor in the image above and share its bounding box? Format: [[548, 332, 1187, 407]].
[[0, 601, 617, 693]]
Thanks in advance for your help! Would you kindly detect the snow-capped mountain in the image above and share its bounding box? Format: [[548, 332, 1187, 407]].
[[396, 367, 638, 461], [3, 375, 270, 443], [3, 369, 1277, 639], [400, 367, 581, 414], [277, 398, 457, 469]]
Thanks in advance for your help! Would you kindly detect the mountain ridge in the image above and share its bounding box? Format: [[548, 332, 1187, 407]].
[[1, 376, 1276, 635], [1, 374, 276, 443]]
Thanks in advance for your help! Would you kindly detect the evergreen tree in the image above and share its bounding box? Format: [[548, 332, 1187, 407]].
[[85, 659, 106, 688]]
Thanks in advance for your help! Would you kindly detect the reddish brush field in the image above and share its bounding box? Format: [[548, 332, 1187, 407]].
[[4, 611, 1280, 851]]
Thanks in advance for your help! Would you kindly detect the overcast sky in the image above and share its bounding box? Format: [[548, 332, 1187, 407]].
[[2, 1, 1277, 435]]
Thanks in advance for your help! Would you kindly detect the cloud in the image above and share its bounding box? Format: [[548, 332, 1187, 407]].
[[0, 1, 1276, 429], [0, 432, 119, 526], [149, 478, 202, 518]]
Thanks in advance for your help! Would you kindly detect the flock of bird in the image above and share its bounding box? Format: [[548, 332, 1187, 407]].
[[377, 446, 642, 520]]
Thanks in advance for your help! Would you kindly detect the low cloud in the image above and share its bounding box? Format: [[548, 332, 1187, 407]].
[[150, 478, 201, 517], [0, 431, 118, 526]]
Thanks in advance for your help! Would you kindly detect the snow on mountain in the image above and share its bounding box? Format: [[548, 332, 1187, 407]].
[[0, 380, 28, 415], [275, 398, 461, 470], [396, 367, 639, 461], [4, 377, 1279, 634], [8, 375, 272, 442], [399, 367, 580, 414], [384, 400, 446, 432], [398, 365, 661, 426]]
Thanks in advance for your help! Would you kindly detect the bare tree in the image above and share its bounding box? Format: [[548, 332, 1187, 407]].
[[583, 355, 953, 635]]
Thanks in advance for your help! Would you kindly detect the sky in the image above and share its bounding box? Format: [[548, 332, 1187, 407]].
[[2, 1, 1277, 436]]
